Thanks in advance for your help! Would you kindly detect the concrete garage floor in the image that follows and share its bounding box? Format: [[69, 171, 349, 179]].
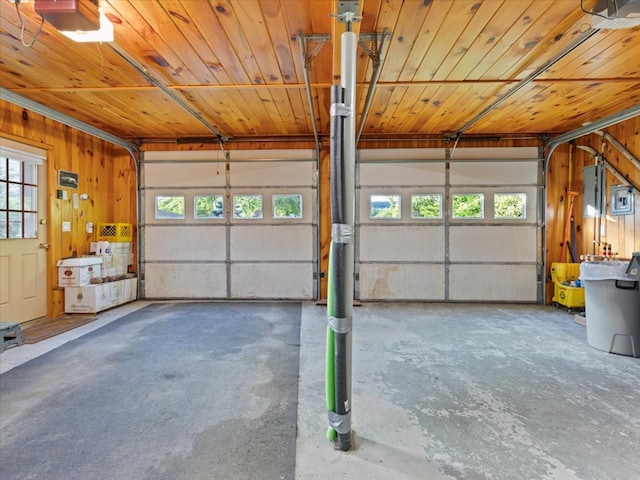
[[2, 302, 639, 480]]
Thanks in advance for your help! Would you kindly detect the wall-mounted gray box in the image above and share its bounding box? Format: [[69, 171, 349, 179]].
[[583, 164, 605, 218], [610, 185, 634, 216]]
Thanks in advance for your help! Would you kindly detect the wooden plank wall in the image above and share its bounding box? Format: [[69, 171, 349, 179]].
[[1, 99, 136, 319], [546, 116, 640, 302]]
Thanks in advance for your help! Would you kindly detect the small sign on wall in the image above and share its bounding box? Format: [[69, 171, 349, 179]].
[[58, 170, 78, 189]]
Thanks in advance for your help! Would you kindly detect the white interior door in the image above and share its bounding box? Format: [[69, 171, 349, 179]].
[[0, 138, 47, 323]]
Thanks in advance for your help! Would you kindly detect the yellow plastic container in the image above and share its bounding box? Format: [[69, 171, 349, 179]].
[[97, 223, 133, 242], [553, 281, 585, 309], [550, 262, 581, 283], [550, 262, 585, 310]]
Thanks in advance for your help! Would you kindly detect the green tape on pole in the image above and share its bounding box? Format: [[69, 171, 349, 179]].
[[326, 243, 337, 441]]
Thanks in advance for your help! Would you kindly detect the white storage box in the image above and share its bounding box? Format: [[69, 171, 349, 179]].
[[65, 283, 111, 313], [57, 257, 103, 287], [64, 277, 137, 313]]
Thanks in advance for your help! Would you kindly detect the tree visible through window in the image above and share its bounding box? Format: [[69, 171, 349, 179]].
[[411, 194, 442, 219], [452, 194, 484, 219], [370, 194, 401, 219], [273, 194, 302, 218], [234, 194, 263, 219], [494, 193, 526, 218], [195, 195, 224, 219], [155, 195, 185, 219]]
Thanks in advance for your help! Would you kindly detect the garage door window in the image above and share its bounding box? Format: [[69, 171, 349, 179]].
[[234, 194, 263, 219], [452, 194, 484, 219], [411, 194, 442, 219], [370, 194, 401, 219], [195, 194, 224, 219], [273, 194, 302, 219], [155, 195, 185, 220], [494, 193, 526, 219]]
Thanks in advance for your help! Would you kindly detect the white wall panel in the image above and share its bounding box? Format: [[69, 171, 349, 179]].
[[231, 263, 312, 298], [359, 264, 445, 300], [449, 264, 537, 301], [230, 225, 312, 261], [144, 163, 226, 187], [231, 161, 312, 186], [450, 161, 538, 185], [144, 226, 226, 261], [449, 226, 537, 262], [360, 163, 446, 186], [359, 226, 445, 261], [144, 263, 226, 298]]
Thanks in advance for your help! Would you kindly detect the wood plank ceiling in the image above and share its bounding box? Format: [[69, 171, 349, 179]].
[[1, 0, 639, 144]]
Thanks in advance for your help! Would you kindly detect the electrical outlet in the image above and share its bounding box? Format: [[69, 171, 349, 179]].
[[62, 221, 71, 232]]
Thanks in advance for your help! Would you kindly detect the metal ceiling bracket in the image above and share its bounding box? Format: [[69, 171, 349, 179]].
[[300, 33, 331, 70], [298, 32, 331, 151], [336, 1, 362, 24], [356, 29, 393, 143]]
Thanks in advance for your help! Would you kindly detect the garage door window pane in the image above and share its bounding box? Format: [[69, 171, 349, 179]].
[[452, 194, 484, 219], [195, 195, 224, 219], [411, 194, 442, 219], [370, 194, 401, 219], [273, 194, 302, 219], [494, 193, 526, 219], [155, 195, 185, 219], [234, 194, 263, 219]]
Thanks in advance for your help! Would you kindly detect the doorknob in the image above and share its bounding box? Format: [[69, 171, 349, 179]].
[[39, 243, 49, 250]]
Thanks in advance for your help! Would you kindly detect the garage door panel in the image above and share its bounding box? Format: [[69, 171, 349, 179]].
[[145, 226, 226, 261], [356, 148, 540, 302], [230, 225, 312, 261], [145, 263, 226, 298], [359, 163, 446, 186], [450, 161, 538, 185], [231, 263, 312, 298], [449, 264, 537, 302], [359, 264, 445, 300], [231, 162, 312, 186], [450, 226, 537, 262], [144, 163, 226, 188], [359, 226, 445, 262]]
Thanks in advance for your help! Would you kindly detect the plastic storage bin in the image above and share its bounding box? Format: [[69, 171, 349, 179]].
[[581, 261, 640, 357], [551, 262, 585, 310], [97, 223, 133, 242]]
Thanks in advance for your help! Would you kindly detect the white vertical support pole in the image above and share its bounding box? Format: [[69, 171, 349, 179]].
[[340, 29, 356, 450]]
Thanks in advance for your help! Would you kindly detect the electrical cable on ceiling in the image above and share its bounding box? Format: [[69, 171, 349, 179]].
[[14, 0, 45, 48], [580, 0, 616, 20]]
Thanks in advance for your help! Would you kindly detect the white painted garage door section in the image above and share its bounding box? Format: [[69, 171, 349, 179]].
[[357, 147, 541, 302], [229, 161, 314, 299], [358, 150, 447, 301], [142, 150, 315, 300]]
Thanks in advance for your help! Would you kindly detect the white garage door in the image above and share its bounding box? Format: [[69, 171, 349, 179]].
[[357, 147, 541, 302], [141, 150, 316, 300]]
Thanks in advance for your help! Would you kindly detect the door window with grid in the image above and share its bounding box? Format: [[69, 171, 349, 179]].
[[0, 157, 38, 239]]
